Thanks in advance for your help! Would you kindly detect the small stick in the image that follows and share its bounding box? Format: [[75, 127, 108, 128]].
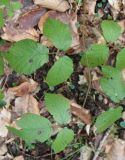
[[92, 126, 113, 160]]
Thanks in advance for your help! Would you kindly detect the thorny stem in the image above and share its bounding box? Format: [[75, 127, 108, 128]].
[[92, 125, 113, 160], [83, 67, 92, 108]]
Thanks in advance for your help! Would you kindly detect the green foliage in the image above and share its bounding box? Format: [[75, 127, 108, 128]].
[[0, 55, 4, 75], [100, 66, 125, 103], [0, 10, 4, 28], [52, 127, 74, 153], [43, 18, 72, 51], [5, 39, 49, 75], [80, 44, 109, 68], [45, 93, 71, 124], [8, 113, 53, 147], [0, 90, 6, 108], [95, 107, 122, 133], [101, 20, 121, 42], [116, 48, 125, 70], [46, 56, 73, 86]]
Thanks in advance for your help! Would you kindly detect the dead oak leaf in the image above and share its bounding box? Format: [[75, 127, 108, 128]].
[[33, 0, 70, 12], [0, 109, 11, 138], [14, 94, 40, 116], [105, 138, 125, 160], [70, 102, 92, 125], [1, 25, 39, 42], [8, 80, 38, 97]]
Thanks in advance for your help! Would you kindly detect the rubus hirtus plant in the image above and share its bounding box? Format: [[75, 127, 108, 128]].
[[0, 18, 124, 152]]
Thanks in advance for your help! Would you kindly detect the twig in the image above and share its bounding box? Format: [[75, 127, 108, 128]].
[[83, 67, 91, 108], [92, 126, 113, 160]]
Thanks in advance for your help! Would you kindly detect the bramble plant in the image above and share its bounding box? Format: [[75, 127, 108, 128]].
[[0, 18, 124, 152]]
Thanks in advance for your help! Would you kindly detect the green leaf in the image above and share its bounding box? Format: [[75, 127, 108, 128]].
[[8, 113, 52, 146], [0, 10, 4, 28], [0, 0, 10, 6], [5, 39, 49, 75], [0, 55, 4, 75], [80, 44, 109, 68], [45, 93, 71, 124], [95, 107, 122, 133], [101, 20, 121, 42], [52, 127, 74, 153], [116, 48, 125, 70], [100, 66, 125, 103], [43, 18, 72, 51], [11, 2, 22, 11], [46, 56, 73, 86]]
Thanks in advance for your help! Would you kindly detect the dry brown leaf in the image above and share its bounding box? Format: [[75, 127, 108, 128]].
[[105, 138, 125, 160], [0, 108, 11, 138], [38, 11, 81, 52], [70, 102, 92, 124], [83, 0, 96, 15], [108, 0, 122, 19], [18, 7, 46, 29], [0, 144, 7, 156], [14, 94, 40, 116], [80, 146, 92, 160], [34, 0, 70, 12], [8, 80, 38, 97], [14, 155, 24, 160], [1, 26, 39, 42]]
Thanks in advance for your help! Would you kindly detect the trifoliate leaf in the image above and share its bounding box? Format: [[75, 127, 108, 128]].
[[100, 66, 125, 103], [80, 44, 109, 68], [0, 55, 4, 75], [5, 39, 49, 75], [52, 127, 74, 153], [116, 48, 125, 70], [45, 93, 71, 124], [101, 20, 121, 42], [46, 56, 73, 86], [95, 107, 122, 133], [8, 113, 52, 146], [43, 18, 72, 51]]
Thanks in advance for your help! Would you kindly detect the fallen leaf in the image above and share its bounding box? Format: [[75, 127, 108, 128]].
[[1, 25, 39, 42], [83, 0, 96, 15], [18, 6, 46, 29], [108, 0, 122, 19], [70, 102, 92, 125], [80, 146, 92, 160], [0, 144, 7, 156], [105, 138, 125, 160], [14, 155, 24, 160], [14, 94, 40, 116], [38, 11, 81, 52], [8, 80, 38, 96], [33, 0, 70, 12], [0, 108, 11, 138]]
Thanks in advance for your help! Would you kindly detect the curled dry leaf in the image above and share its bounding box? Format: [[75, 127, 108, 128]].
[[8, 80, 38, 97], [105, 138, 125, 160], [14, 95, 40, 116], [38, 11, 81, 52], [0, 109, 11, 138], [34, 0, 70, 12], [70, 102, 92, 125], [1, 26, 39, 42]]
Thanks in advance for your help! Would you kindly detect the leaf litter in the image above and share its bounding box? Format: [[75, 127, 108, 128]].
[[0, 0, 125, 159]]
